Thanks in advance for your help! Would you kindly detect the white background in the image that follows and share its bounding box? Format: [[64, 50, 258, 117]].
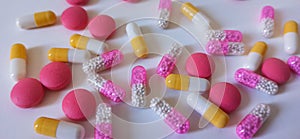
[[1, 0, 300, 139]]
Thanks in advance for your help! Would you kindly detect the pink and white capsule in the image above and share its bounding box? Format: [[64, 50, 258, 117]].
[[131, 65, 147, 108], [88, 73, 126, 102], [235, 68, 278, 95], [236, 103, 271, 139], [206, 30, 243, 42], [158, 0, 172, 29], [287, 55, 300, 75], [82, 50, 123, 74], [260, 6, 275, 38], [156, 43, 182, 78], [95, 103, 112, 139], [150, 97, 190, 134], [206, 40, 245, 56]]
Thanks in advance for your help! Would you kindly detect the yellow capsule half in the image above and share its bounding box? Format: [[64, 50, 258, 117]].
[[10, 43, 27, 60], [70, 34, 89, 50], [48, 48, 69, 62], [284, 20, 298, 34], [250, 41, 268, 56], [34, 11, 57, 27], [166, 74, 190, 91], [203, 104, 230, 128], [181, 2, 199, 20], [34, 117, 59, 137], [130, 36, 148, 58]]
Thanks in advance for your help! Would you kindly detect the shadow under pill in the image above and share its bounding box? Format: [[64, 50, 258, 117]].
[[87, 0, 100, 6], [36, 90, 61, 108], [27, 46, 49, 79]]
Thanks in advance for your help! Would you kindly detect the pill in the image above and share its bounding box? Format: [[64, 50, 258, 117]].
[[88, 73, 125, 102], [206, 30, 243, 42], [16, 10, 56, 29], [126, 22, 149, 58], [34, 117, 85, 139], [181, 2, 211, 27], [185, 52, 215, 79], [82, 49, 123, 74], [157, 0, 172, 29], [131, 66, 147, 108], [260, 6, 275, 38], [244, 41, 268, 71], [88, 15, 116, 40], [236, 103, 271, 139], [95, 103, 112, 139], [187, 93, 229, 128], [287, 55, 300, 75], [61, 6, 88, 30], [70, 34, 108, 55], [156, 43, 182, 78], [235, 68, 278, 95], [62, 89, 96, 121], [284, 20, 299, 54], [165, 74, 210, 92], [208, 82, 241, 114], [206, 40, 245, 56], [66, 0, 89, 5], [10, 43, 27, 81], [40, 62, 72, 91], [48, 48, 91, 63], [150, 97, 190, 134], [261, 58, 291, 84], [10, 78, 44, 108]]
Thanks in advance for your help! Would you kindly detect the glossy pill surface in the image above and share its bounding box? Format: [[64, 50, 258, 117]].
[[10, 43, 27, 81], [16, 11, 56, 29], [261, 58, 291, 84], [61, 6, 88, 30], [186, 53, 215, 79], [88, 15, 116, 40]]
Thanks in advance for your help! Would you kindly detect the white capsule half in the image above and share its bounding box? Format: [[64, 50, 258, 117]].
[[10, 43, 27, 81], [284, 20, 299, 55], [244, 41, 268, 71], [126, 22, 143, 41]]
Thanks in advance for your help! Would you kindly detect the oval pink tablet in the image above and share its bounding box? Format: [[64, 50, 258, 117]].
[[261, 58, 291, 84], [88, 15, 116, 40], [40, 62, 72, 91], [185, 52, 215, 79], [10, 78, 44, 108], [209, 82, 241, 114], [62, 89, 96, 121], [66, 0, 89, 5], [61, 6, 88, 30]]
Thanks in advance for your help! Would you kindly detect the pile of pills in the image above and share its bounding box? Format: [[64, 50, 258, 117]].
[[8, 0, 300, 139]]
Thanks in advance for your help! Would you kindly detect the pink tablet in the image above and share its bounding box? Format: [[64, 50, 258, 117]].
[[61, 6, 88, 30], [88, 15, 116, 40], [10, 78, 45, 108], [185, 53, 215, 79], [261, 58, 291, 84], [66, 0, 89, 5]]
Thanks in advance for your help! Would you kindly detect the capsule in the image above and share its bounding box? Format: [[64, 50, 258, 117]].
[[181, 2, 211, 27], [88, 73, 125, 102], [287, 55, 300, 75], [16, 11, 56, 29], [126, 22, 148, 58], [260, 6, 275, 38], [187, 93, 229, 128], [34, 117, 85, 139], [236, 103, 271, 139], [48, 48, 91, 63], [284, 20, 299, 54], [156, 43, 182, 78], [95, 103, 112, 139], [131, 66, 147, 108], [70, 34, 108, 54], [235, 68, 278, 95], [150, 97, 190, 134], [206, 30, 243, 42], [10, 43, 27, 81], [206, 40, 245, 56], [244, 41, 268, 71], [165, 74, 210, 92], [82, 49, 123, 74], [157, 0, 172, 29]]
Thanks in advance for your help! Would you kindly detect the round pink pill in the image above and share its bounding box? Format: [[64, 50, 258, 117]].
[[209, 82, 241, 114], [62, 89, 96, 121], [61, 6, 88, 30], [10, 78, 45, 108], [88, 15, 116, 40], [261, 58, 291, 84], [66, 0, 89, 5], [40, 62, 72, 91], [185, 53, 215, 79]]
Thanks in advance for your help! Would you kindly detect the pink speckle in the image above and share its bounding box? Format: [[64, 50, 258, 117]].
[[235, 68, 260, 88], [156, 54, 176, 78], [102, 50, 123, 69], [206, 41, 229, 55], [131, 65, 147, 86], [95, 123, 112, 139], [100, 80, 125, 102], [236, 114, 262, 139], [164, 109, 190, 134], [260, 6, 275, 21], [224, 30, 243, 42], [159, 0, 172, 11], [287, 56, 300, 75]]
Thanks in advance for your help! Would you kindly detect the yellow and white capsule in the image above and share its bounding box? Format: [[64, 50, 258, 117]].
[[48, 48, 91, 63], [34, 117, 85, 139], [16, 11, 57, 29], [10, 43, 27, 81], [181, 2, 211, 27], [187, 93, 229, 128], [70, 34, 108, 55], [165, 74, 210, 92], [244, 41, 268, 71], [284, 20, 299, 54], [126, 22, 148, 58]]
